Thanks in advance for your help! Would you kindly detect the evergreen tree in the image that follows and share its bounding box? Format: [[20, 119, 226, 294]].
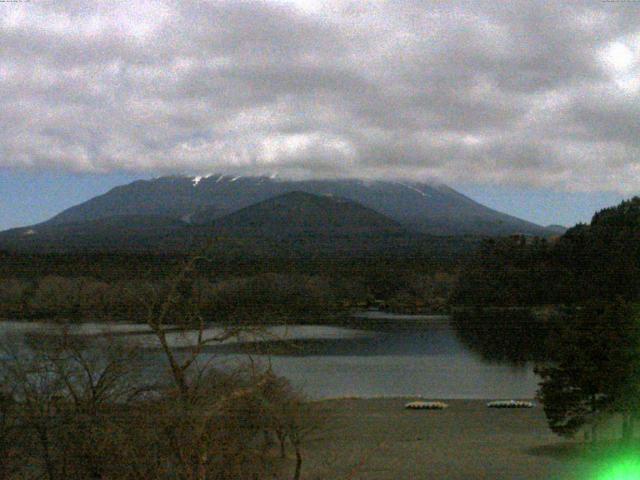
[[535, 301, 640, 441]]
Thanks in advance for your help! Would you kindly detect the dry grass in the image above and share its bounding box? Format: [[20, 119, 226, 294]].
[[301, 398, 610, 480]]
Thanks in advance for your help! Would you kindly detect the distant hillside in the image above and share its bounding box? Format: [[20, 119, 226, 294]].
[[0, 216, 185, 251], [0, 191, 478, 260], [158, 192, 457, 259], [545, 224, 567, 235], [40, 175, 553, 237], [453, 196, 640, 305], [211, 191, 403, 236]]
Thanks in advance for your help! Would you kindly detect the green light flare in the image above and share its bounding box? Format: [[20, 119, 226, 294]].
[[592, 454, 640, 480]]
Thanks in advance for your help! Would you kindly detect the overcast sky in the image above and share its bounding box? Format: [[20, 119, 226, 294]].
[[0, 0, 638, 228]]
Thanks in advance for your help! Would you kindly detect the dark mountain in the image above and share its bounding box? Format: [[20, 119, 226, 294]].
[[152, 191, 445, 258], [545, 224, 568, 235], [0, 192, 427, 255], [210, 191, 403, 236], [42, 174, 553, 236], [0, 215, 185, 251], [0, 190, 481, 265]]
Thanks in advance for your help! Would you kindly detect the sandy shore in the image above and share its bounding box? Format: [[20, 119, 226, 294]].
[[300, 398, 625, 480]]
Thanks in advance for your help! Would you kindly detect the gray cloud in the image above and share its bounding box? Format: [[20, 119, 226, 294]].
[[1, 0, 640, 192]]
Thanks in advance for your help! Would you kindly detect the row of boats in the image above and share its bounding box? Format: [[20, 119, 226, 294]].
[[404, 400, 534, 410]]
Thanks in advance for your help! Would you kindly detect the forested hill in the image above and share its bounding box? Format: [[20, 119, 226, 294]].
[[209, 191, 404, 235], [453, 196, 640, 306]]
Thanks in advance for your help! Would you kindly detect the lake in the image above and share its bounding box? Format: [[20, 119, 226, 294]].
[[0, 312, 540, 400]]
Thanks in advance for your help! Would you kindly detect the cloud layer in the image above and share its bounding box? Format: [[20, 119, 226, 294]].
[[1, 0, 639, 192]]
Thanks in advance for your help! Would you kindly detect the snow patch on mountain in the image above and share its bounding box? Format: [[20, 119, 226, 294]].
[[394, 181, 432, 198], [191, 174, 215, 186]]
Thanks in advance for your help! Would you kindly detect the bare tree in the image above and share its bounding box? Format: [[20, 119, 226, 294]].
[[0, 333, 70, 480], [254, 370, 327, 480], [0, 251, 327, 480], [138, 255, 279, 480], [139, 255, 328, 480], [0, 385, 20, 480], [0, 328, 150, 480]]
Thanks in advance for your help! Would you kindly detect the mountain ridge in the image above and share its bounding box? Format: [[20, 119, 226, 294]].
[[209, 190, 405, 236], [0, 192, 414, 253], [40, 174, 554, 237]]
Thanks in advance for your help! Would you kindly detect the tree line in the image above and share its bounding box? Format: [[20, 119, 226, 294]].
[[0, 274, 349, 322], [453, 197, 640, 307], [0, 270, 456, 322]]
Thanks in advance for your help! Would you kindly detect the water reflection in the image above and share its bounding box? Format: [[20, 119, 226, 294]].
[[450, 308, 552, 366], [0, 314, 543, 400]]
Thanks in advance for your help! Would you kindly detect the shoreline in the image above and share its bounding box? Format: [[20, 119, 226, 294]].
[[312, 396, 540, 404]]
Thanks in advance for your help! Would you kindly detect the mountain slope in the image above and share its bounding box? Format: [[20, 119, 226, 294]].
[[42, 175, 552, 236], [0, 215, 185, 251], [0, 193, 412, 253], [210, 191, 404, 236], [545, 224, 568, 235], [154, 191, 424, 256]]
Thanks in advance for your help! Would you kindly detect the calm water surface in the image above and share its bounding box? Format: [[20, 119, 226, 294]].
[[0, 313, 540, 400]]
